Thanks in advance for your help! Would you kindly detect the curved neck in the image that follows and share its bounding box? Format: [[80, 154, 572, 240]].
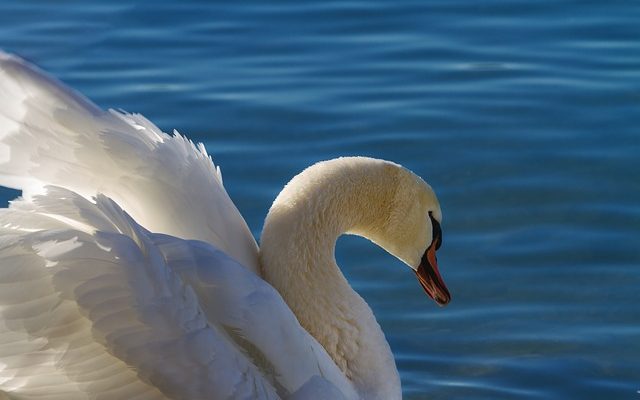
[[259, 158, 401, 400]]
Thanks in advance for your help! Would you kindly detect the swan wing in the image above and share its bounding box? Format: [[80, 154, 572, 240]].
[[0, 187, 283, 399], [0, 51, 258, 272]]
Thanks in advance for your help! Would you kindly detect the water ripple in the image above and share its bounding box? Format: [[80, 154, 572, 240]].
[[0, 0, 638, 398]]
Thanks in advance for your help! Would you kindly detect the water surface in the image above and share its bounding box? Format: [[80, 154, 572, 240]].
[[0, 1, 638, 398]]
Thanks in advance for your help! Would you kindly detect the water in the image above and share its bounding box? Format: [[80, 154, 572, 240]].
[[1, 1, 638, 398]]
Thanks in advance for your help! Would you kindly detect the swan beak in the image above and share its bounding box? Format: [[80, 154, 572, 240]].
[[415, 244, 451, 306]]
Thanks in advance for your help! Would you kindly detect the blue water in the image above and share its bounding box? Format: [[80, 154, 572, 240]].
[[1, 1, 638, 398]]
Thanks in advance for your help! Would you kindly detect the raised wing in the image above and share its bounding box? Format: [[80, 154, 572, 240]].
[[0, 51, 258, 272]]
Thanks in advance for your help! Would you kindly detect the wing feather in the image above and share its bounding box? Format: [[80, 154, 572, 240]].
[[0, 51, 258, 272], [0, 187, 280, 399]]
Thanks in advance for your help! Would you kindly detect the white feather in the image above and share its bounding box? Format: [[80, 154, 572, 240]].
[[0, 51, 257, 272]]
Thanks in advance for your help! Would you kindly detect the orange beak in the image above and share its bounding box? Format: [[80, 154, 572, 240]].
[[415, 240, 450, 306]]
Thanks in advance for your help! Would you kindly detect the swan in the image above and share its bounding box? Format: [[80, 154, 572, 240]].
[[0, 51, 450, 400]]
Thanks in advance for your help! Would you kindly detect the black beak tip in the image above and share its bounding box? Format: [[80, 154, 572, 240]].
[[435, 293, 451, 306]]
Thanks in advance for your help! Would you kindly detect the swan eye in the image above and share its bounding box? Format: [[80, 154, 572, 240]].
[[428, 212, 442, 250]]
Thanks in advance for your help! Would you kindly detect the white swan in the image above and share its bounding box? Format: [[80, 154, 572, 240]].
[[0, 52, 450, 400]]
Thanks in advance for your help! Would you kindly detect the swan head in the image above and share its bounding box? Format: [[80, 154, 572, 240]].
[[263, 156, 451, 307], [349, 160, 451, 306]]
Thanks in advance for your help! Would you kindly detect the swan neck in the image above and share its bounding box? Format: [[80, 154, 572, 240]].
[[259, 158, 401, 400]]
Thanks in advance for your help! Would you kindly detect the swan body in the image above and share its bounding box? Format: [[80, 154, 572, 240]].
[[0, 52, 449, 399]]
